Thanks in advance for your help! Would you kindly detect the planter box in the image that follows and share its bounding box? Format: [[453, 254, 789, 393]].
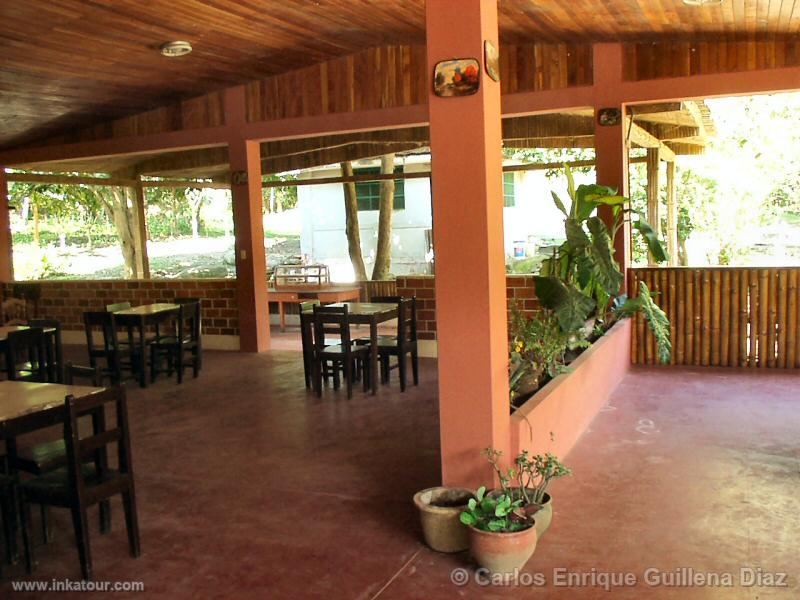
[[511, 318, 631, 459]]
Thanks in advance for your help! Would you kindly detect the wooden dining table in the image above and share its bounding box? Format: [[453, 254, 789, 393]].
[[112, 303, 180, 388], [302, 302, 397, 395], [0, 325, 60, 382], [0, 380, 104, 439]]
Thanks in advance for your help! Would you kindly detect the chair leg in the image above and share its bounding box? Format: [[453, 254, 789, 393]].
[[398, 351, 407, 392], [192, 348, 200, 378], [312, 357, 322, 397], [411, 349, 419, 385], [121, 490, 141, 558], [70, 504, 92, 580], [344, 359, 353, 399], [176, 348, 184, 384], [1, 489, 15, 565], [40, 504, 53, 543], [99, 500, 111, 534], [332, 362, 340, 391], [18, 494, 33, 574], [150, 346, 158, 383]]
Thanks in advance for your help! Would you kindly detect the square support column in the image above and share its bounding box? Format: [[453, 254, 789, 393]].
[[593, 44, 631, 287], [229, 138, 270, 352], [0, 169, 13, 281], [427, 0, 509, 487]]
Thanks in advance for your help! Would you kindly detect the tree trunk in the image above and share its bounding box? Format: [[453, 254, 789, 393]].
[[678, 238, 689, 266], [341, 162, 368, 281], [99, 187, 139, 278], [371, 153, 395, 280], [33, 203, 40, 247], [190, 208, 200, 238]]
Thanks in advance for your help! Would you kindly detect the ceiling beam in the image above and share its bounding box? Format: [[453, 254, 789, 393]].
[[627, 120, 676, 162]]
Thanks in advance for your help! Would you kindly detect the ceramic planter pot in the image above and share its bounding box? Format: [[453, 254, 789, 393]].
[[413, 487, 474, 553], [468, 523, 537, 574]]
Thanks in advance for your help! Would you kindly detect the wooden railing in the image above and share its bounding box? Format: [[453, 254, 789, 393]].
[[630, 267, 800, 368]]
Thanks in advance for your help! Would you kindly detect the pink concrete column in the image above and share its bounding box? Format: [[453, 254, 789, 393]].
[[228, 138, 270, 352], [427, 0, 510, 487], [0, 169, 13, 281], [593, 43, 631, 285]]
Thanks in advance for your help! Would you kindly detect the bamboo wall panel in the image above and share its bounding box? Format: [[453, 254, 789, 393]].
[[624, 41, 800, 80], [630, 267, 800, 368]]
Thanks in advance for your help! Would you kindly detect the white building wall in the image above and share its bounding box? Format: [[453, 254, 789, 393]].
[[299, 162, 593, 282]]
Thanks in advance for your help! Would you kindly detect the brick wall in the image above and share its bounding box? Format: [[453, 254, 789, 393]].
[[396, 275, 540, 340], [2, 279, 239, 336]]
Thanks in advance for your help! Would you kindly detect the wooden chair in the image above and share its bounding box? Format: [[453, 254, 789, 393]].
[[3, 328, 48, 382], [19, 387, 141, 580], [369, 295, 419, 391], [83, 311, 126, 385], [29, 318, 64, 383], [105, 302, 131, 312], [311, 305, 370, 399], [300, 300, 320, 388], [9, 362, 107, 544], [149, 300, 201, 384], [0, 472, 30, 574]]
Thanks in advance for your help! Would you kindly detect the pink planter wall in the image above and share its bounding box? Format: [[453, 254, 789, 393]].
[[511, 318, 632, 459]]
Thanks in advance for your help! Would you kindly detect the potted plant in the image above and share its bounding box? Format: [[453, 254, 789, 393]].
[[459, 486, 537, 574], [413, 486, 474, 553], [485, 448, 572, 539]]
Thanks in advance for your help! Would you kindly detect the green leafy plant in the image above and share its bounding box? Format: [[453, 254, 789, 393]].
[[484, 448, 572, 506], [534, 165, 672, 363], [459, 485, 531, 533], [508, 304, 589, 404], [613, 281, 672, 364]]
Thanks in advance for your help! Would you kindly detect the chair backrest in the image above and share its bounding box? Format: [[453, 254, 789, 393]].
[[64, 361, 103, 387], [312, 304, 352, 351], [63, 387, 133, 503], [371, 295, 417, 343], [29, 318, 64, 382], [176, 300, 201, 343], [83, 311, 119, 354], [5, 327, 47, 381], [106, 302, 132, 312], [2, 297, 29, 325]]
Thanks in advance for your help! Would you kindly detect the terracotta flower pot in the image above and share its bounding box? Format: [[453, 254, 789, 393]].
[[413, 487, 473, 553], [468, 523, 537, 574]]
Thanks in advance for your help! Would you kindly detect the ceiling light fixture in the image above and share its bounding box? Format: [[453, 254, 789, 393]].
[[682, 0, 723, 6], [159, 41, 193, 57]]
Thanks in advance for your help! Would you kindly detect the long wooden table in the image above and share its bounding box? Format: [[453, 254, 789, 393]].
[[302, 302, 397, 395], [113, 303, 180, 388], [270, 286, 361, 331]]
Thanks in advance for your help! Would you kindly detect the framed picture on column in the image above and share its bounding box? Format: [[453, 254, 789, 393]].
[[433, 58, 480, 97]]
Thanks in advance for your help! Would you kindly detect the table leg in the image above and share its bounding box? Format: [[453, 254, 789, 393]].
[[370, 319, 378, 395], [138, 318, 147, 388]]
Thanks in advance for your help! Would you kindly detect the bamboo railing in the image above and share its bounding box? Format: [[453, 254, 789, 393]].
[[630, 267, 800, 368]]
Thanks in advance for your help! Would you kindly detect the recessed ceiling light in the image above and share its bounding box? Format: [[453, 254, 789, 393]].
[[159, 41, 193, 57], [682, 0, 723, 6]]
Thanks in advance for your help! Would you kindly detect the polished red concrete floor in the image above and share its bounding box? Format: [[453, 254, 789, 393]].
[[1, 352, 798, 598]]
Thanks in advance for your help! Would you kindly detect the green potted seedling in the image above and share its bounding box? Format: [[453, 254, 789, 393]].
[[459, 485, 537, 574]]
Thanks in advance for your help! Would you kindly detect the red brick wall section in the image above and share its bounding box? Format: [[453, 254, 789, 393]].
[[2, 279, 239, 336], [396, 275, 539, 340]]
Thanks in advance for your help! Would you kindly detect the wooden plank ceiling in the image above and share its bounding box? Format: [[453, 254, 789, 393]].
[[13, 101, 713, 180], [0, 1, 795, 151]]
